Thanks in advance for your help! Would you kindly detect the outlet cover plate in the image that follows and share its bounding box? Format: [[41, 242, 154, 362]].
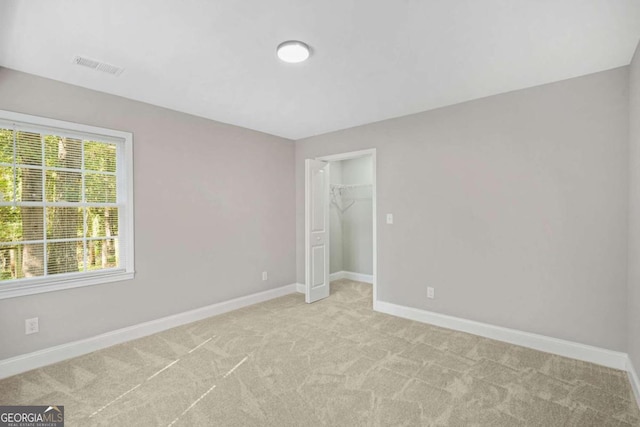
[[25, 317, 39, 335]]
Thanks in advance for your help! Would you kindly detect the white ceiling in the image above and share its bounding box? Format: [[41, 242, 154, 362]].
[[1, 1, 639, 140]]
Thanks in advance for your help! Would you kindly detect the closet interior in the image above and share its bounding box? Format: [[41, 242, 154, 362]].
[[329, 156, 373, 282]]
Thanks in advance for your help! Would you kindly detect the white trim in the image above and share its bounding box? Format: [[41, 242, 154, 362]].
[[375, 300, 628, 370], [122, 119, 135, 281], [316, 149, 374, 162], [304, 160, 311, 301], [0, 110, 131, 141], [628, 356, 640, 409], [329, 271, 373, 284], [296, 283, 305, 293], [0, 271, 133, 300], [344, 271, 373, 283], [0, 109, 135, 300], [329, 271, 346, 281], [315, 149, 377, 306], [0, 283, 297, 379]]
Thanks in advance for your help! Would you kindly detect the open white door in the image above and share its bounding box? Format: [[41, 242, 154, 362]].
[[305, 159, 330, 303]]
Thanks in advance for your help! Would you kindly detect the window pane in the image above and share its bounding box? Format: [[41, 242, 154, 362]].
[[47, 207, 83, 240], [1, 206, 45, 244], [44, 136, 82, 169], [47, 240, 83, 276], [0, 246, 14, 280], [45, 170, 82, 202], [17, 167, 43, 202], [0, 206, 21, 242], [16, 132, 42, 166], [0, 166, 15, 202], [85, 173, 116, 203], [0, 128, 13, 162], [87, 238, 118, 271], [87, 207, 118, 238], [12, 206, 45, 242], [0, 243, 37, 281], [0, 244, 45, 280], [85, 141, 116, 173], [12, 243, 45, 278]]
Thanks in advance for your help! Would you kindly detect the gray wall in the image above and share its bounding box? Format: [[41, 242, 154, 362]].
[[0, 62, 634, 362], [0, 68, 296, 360], [628, 41, 640, 371], [341, 157, 373, 275], [296, 67, 630, 351]]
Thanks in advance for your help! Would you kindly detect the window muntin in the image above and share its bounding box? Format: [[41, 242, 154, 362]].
[[0, 112, 133, 298]]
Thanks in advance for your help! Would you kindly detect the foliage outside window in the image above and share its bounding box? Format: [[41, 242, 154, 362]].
[[0, 111, 134, 298]]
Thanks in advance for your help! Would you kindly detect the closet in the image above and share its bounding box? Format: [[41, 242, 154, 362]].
[[329, 156, 373, 282]]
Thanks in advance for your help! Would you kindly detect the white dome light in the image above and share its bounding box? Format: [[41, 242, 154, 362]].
[[276, 41, 310, 63]]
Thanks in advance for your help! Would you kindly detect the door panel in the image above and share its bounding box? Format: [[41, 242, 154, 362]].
[[312, 246, 325, 287], [312, 170, 325, 231], [305, 159, 330, 303]]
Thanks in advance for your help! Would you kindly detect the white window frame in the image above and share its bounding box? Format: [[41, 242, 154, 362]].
[[0, 110, 134, 299]]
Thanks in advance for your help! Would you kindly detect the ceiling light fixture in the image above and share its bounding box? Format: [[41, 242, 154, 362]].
[[276, 40, 310, 63]]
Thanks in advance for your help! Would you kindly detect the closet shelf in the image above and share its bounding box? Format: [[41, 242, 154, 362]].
[[330, 183, 372, 189]]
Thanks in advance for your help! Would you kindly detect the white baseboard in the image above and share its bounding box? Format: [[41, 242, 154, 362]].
[[329, 271, 373, 284], [329, 272, 343, 281], [295, 271, 372, 295], [628, 357, 640, 409], [375, 300, 628, 370], [0, 283, 298, 380]]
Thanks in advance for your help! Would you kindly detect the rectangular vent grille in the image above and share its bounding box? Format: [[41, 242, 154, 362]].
[[72, 55, 124, 76]]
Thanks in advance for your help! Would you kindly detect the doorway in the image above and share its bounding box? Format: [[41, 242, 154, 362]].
[[304, 149, 377, 305]]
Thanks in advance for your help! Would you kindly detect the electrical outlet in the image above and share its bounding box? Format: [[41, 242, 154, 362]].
[[25, 317, 39, 335], [386, 213, 393, 224], [427, 287, 435, 299], [262, 271, 268, 281]]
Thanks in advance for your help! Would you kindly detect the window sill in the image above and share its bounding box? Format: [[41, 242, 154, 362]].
[[0, 270, 135, 300]]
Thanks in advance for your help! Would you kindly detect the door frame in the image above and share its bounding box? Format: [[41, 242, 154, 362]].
[[306, 148, 378, 307]]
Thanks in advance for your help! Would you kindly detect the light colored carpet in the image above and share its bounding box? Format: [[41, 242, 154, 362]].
[[1, 279, 639, 426]]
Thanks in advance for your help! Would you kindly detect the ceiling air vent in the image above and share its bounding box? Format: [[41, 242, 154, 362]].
[[72, 55, 124, 76]]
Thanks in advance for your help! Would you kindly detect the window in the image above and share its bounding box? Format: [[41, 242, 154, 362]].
[[0, 110, 134, 299]]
